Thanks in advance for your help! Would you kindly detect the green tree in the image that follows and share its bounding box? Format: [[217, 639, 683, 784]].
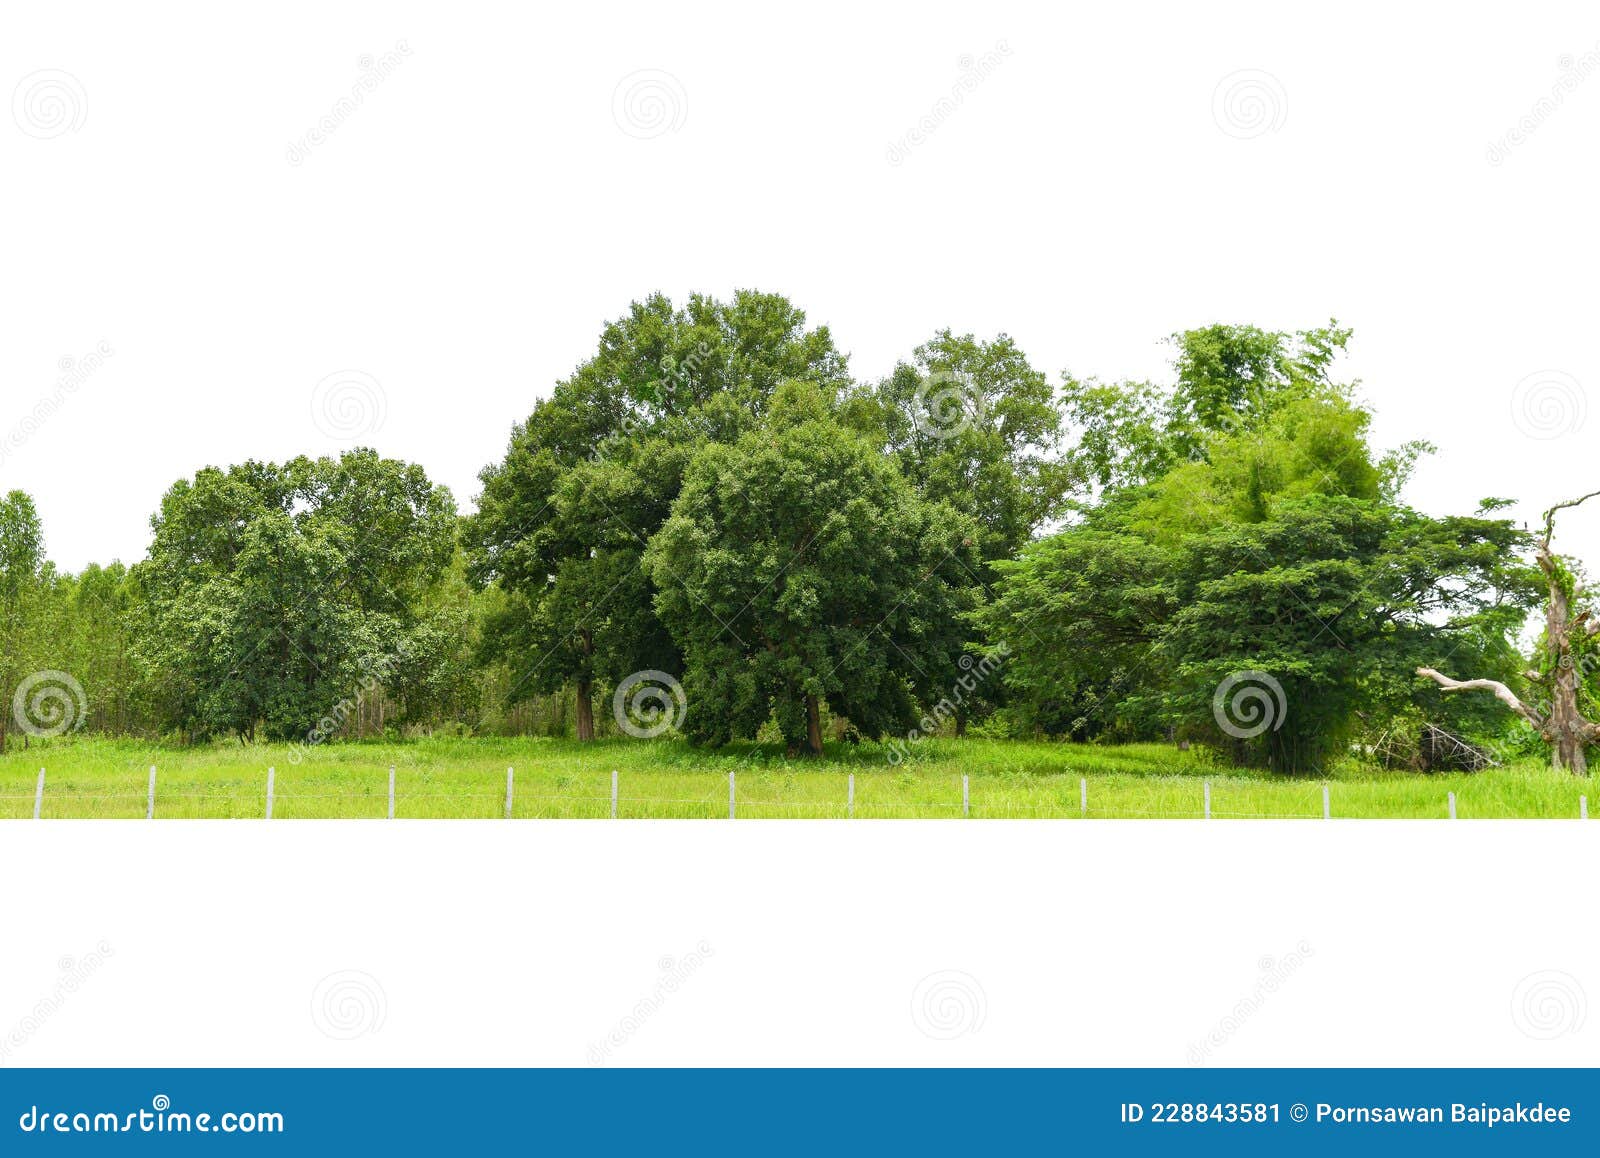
[[645, 381, 977, 756], [0, 491, 46, 752], [136, 451, 457, 742], [466, 291, 849, 738]]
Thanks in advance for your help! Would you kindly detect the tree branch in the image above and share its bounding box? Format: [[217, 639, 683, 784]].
[[1415, 666, 1546, 729]]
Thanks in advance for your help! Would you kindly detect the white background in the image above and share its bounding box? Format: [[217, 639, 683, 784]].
[[0, 824, 1595, 1067], [2, 3, 1597, 1068]]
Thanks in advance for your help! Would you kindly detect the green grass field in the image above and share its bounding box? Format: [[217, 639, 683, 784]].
[[0, 735, 1591, 819]]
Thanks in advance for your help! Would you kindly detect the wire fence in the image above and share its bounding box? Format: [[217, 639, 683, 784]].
[[1, 768, 1592, 821]]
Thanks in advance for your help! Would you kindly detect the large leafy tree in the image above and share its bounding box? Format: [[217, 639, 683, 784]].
[[136, 450, 456, 742], [986, 323, 1534, 772], [645, 382, 977, 756], [465, 291, 850, 738]]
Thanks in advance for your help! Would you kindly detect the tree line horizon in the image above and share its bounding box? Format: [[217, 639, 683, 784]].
[[0, 290, 1590, 774]]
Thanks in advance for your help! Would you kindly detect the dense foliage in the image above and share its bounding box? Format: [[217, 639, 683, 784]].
[[0, 295, 1557, 773]]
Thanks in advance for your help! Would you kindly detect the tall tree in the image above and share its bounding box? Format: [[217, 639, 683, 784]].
[[466, 291, 849, 738], [0, 491, 46, 752], [646, 381, 977, 756]]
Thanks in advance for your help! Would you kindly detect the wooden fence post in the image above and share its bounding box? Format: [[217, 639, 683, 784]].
[[505, 767, 514, 819], [33, 768, 44, 820], [729, 771, 736, 820], [147, 766, 156, 819], [1322, 784, 1330, 820], [1581, 795, 1588, 821], [611, 769, 618, 819], [388, 765, 395, 819], [1447, 791, 1457, 820], [1080, 777, 1087, 817], [1203, 781, 1211, 820], [962, 774, 969, 818], [266, 767, 275, 820], [847, 773, 854, 819]]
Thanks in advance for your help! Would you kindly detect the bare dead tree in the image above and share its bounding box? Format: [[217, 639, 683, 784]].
[[1417, 489, 1600, 776]]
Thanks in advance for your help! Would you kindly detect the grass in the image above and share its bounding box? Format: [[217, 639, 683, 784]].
[[0, 735, 1591, 819]]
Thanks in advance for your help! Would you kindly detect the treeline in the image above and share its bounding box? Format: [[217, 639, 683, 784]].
[[0, 292, 1544, 772]]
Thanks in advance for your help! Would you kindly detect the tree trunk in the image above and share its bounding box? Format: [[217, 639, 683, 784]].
[[1417, 490, 1600, 775], [805, 694, 823, 757], [575, 678, 595, 742]]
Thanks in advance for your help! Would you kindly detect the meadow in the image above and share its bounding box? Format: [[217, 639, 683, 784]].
[[0, 736, 1590, 820]]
